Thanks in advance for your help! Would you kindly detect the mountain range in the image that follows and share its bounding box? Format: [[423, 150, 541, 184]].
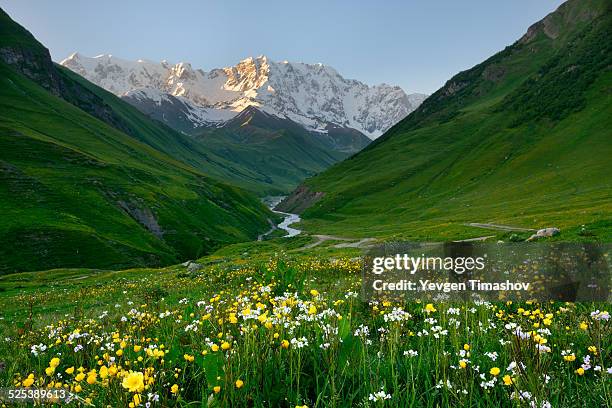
[[60, 53, 427, 139], [278, 0, 612, 241]]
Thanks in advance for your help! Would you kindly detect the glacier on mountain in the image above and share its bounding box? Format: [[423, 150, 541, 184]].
[[61, 53, 427, 139]]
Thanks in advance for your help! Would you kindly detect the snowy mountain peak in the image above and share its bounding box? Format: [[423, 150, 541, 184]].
[[60, 52, 427, 138]]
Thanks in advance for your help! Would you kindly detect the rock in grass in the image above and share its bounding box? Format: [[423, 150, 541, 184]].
[[527, 227, 560, 241]]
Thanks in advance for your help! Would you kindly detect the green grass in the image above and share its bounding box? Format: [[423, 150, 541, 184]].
[[190, 107, 368, 195], [283, 0, 611, 242], [0, 240, 609, 407], [0, 62, 274, 274]]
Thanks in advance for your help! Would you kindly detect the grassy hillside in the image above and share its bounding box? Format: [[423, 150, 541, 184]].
[[281, 0, 612, 242], [62, 68, 314, 195], [193, 107, 369, 194], [0, 10, 273, 274]]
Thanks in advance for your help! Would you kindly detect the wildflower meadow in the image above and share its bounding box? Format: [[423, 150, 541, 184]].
[[0, 243, 610, 407]]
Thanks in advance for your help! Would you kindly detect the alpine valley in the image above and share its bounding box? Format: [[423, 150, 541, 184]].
[[0, 8, 425, 273], [1, 2, 612, 407], [59, 53, 427, 193]]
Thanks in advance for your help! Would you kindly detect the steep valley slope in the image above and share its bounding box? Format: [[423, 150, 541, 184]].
[[278, 0, 612, 242]]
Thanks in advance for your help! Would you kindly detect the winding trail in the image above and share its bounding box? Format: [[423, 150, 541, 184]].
[[465, 223, 535, 232], [454, 222, 536, 242], [298, 234, 376, 250]]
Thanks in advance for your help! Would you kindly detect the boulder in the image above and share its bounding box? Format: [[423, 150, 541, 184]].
[[527, 227, 560, 241], [183, 261, 202, 273]]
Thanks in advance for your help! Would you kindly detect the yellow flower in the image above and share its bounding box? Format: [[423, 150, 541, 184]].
[[49, 358, 60, 368], [22, 376, 35, 387], [564, 354, 576, 362], [310, 289, 319, 297], [75, 373, 86, 382], [575, 367, 585, 376], [74, 384, 82, 393], [308, 305, 317, 315], [86, 374, 97, 385], [170, 384, 179, 394], [184, 354, 195, 362], [116, 349, 124, 357], [221, 342, 231, 351], [459, 360, 467, 369], [99, 366, 109, 379], [211, 344, 219, 352], [65, 367, 75, 375], [579, 322, 588, 330], [463, 344, 470, 351], [45, 367, 55, 376], [502, 375, 513, 385], [424, 304, 436, 313], [235, 379, 244, 389], [588, 346, 597, 354], [490, 367, 500, 376], [133, 394, 142, 405], [134, 345, 142, 352], [213, 385, 221, 393], [122, 371, 145, 393], [281, 340, 289, 349]]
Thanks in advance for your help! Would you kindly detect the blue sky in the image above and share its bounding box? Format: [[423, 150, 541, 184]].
[[1, 0, 564, 94]]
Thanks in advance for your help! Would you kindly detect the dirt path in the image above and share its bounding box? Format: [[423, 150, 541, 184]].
[[453, 235, 496, 242], [298, 234, 376, 250], [465, 223, 535, 232], [295, 222, 532, 251]]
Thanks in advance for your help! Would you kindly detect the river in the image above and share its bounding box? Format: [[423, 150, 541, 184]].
[[260, 196, 302, 239]]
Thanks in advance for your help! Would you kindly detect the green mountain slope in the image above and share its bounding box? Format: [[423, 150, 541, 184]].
[[279, 0, 612, 241], [193, 106, 370, 194], [0, 9, 272, 274]]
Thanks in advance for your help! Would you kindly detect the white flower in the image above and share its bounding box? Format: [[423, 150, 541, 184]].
[[590, 310, 610, 321], [447, 307, 460, 315], [354, 324, 370, 337], [290, 337, 309, 349], [368, 388, 391, 401], [30, 343, 47, 356]]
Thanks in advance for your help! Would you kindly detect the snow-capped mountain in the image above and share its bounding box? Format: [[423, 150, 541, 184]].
[[60, 53, 427, 139]]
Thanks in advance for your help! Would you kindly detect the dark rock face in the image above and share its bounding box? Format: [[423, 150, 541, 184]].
[[0, 45, 62, 95], [118, 201, 164, 238], [275, 185, 325, 214], [0, 42, 139, 141]]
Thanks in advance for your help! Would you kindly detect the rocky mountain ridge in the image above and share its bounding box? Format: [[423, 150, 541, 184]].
[[60, 53, 427, 138]]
